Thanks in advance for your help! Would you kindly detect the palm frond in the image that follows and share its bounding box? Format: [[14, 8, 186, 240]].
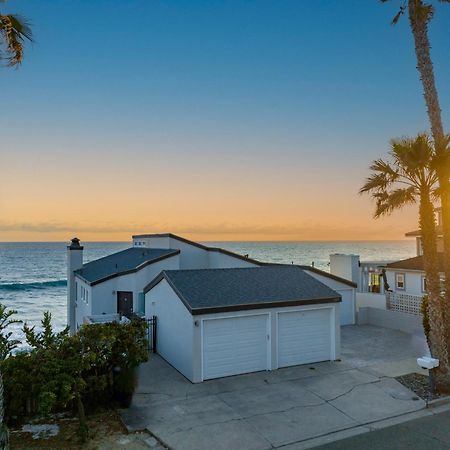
[[0, 14, 32, 66], [390, 134, 433, 174], [359, 172, 391, 194], [369, 158, 398, 176], [392, 5, 406, 24], [374, 186, 417, 218]]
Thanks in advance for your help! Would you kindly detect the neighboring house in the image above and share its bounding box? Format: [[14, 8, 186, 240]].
[[328, 209, 445, 317], [384, 207, 445, 298], [384, 254, 445, 297], [144, 266, 341, 382], [329, 254, 390, 296]]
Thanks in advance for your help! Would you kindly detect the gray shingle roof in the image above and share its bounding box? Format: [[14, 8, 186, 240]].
[[75, 248, 179, 285], [145, 266, 341, 314], [386, 254, 444, 272]]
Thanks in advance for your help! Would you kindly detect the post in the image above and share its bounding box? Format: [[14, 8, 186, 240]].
[[67, 237, 84, 335]]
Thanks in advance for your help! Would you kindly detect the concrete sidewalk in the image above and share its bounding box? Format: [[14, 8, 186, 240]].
[[121, 326, 429, 450]]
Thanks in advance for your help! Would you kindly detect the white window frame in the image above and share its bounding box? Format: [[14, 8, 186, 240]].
[[395, 273, 405, 290]]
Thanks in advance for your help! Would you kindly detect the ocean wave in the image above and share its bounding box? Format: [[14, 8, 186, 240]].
[[0, 280, 67, 291]]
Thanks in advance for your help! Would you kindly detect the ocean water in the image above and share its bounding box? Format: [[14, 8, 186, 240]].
[[0, 240, 415, 342]]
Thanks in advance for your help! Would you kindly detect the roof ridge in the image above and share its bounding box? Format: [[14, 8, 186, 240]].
[[132, 233, 262, 265], [163, 265, 300, 273]]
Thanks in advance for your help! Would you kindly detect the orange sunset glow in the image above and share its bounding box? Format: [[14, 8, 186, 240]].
[[1, 144, 419, 242]]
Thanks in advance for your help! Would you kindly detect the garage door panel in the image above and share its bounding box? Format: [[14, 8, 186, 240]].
[[278, 309, 332, 368], [203, 314, 268, 380]]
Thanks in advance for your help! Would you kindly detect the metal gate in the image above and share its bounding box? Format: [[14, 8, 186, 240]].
[[147, 316, 157, 353]]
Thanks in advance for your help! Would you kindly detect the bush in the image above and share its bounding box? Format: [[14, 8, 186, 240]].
[[3, 313, 148, 424]]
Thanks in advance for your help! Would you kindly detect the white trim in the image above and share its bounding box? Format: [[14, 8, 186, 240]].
[[395, 272, 406, 291], [200, 312, 271, 382], [275, 305, 335, 369]]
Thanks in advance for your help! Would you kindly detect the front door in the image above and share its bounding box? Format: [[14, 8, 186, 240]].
[[117, 291, 133, 316]]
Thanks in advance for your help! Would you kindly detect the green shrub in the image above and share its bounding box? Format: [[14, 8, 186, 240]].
[[3, 313, 148, 424]]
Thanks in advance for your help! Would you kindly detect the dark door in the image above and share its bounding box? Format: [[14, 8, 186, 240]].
[[117, 291, 133, 316]]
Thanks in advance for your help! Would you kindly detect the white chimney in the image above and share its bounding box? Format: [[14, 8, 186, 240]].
[[67, 237, 83, 335], [330, 254, 360, 286]]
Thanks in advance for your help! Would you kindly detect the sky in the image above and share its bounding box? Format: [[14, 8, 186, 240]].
[[1, 0, 449, 242]]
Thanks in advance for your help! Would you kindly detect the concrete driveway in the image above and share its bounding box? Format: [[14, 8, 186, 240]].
[[121, 325, 427, 450]]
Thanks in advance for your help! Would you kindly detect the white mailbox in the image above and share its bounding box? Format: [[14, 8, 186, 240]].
[[417, 356, 439, 370]]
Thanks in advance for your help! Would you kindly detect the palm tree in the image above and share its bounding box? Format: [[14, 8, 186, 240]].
[[381, 0, 450, 349], [0, 9, 32, 66], [360, 134, 450, 392]]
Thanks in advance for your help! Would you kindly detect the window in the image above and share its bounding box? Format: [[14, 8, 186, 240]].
[[422, 276, 427, 293], [369, 273, 381, 293], [395, 273, 405, 290], [80, 285, 89, 304]]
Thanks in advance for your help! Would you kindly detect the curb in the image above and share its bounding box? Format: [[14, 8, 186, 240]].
[[426, 395, 450, 408]]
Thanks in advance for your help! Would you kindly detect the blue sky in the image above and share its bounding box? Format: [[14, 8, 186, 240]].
[[1, 0, 450, 241]]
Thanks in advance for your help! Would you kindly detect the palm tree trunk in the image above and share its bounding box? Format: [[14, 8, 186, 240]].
[[420, 190, 450, 391], [408, 0, 450, 346]]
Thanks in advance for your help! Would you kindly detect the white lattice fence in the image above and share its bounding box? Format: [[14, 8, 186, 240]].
[[386, 292, 423, 315]]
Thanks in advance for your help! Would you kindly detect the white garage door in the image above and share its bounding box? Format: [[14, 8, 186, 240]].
[[202, 314, 269, 380], [278, 308, 333, 368], [338, 290, 355, 325]]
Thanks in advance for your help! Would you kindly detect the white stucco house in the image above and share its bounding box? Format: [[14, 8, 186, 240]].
[[67, 233, 357, 382]]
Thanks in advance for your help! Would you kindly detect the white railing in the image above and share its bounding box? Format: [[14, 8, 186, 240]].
[[385, 292, 423, 316]]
